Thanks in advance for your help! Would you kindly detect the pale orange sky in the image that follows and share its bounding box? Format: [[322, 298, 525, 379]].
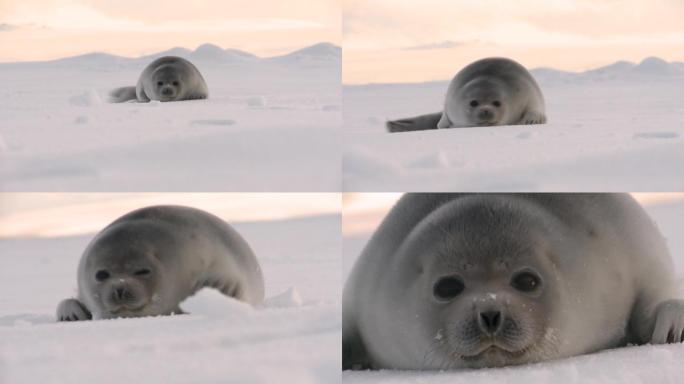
[[342, 193, 684, 236], [0, 0, 340, 62], [343, 0, 684, 84], [0, 193, 341, 238]]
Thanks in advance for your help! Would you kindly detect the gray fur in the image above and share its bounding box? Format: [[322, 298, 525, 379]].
[[109, 56, 208, 103], [343, 193, 684, 369], [56, 205, 264, 321]]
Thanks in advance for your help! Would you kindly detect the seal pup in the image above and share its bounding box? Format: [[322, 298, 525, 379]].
[[343, 193, 684, 369], [56, 205, 264, 321], [386, 58, 546, 132], [109, 56, 209, 103]]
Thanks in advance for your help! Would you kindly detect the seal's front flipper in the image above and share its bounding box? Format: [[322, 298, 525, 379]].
[[650, 299, 684, 344], [56, 298, 92, 322], [520, 110, 547, 125], [108, 86, 137, 103], [343, 324, 373, 370], [386, 112, 442, 132]]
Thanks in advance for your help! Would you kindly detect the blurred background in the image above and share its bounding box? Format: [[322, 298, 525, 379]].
[[343, 0, 684, 83], [0, 193, 341, 238], [0, 0, 340, 61]]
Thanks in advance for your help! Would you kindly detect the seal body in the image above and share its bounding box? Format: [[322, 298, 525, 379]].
[[109, 56, 209, 103], [56, 205, 264, 321], [343, 194, 684, 369], [386, 58, 546, 132]]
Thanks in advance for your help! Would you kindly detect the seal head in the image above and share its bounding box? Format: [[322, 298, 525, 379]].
[[78, 222, 180, 319], [343, 194, 684, 370]]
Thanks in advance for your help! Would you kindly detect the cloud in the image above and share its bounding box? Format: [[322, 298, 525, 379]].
[[0, 23, 18, 31], [343, 0, 684, 52], [402, 40, 464, 51]]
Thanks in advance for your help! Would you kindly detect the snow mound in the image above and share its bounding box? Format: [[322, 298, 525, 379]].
[[264, 287, 303, 308], [407, 151, 451, 169], [180, 289, 254, 317], [247, 96, 267, 107], [68, 90, 103, 107], [344, 148, 401, 178]]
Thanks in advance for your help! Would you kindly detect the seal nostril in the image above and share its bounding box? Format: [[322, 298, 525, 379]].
[[114, 288, 126, 301], [479, 310, 502, 333]]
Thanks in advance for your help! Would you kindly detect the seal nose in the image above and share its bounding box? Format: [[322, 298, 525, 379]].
[[161, 87, 173, 96], [477, 108, 494, 120], [478, 310, 502, 334], [112, 287, 132, 303], [114, 288, 126, 301]]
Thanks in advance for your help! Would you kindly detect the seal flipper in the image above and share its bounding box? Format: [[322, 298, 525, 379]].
[[386, 112, 443, 132], [56, 298, 92, 322], [343, 323, 373, 370], [108, 86, 137, 103], [649, 299, 684, 344], [519, 110, 547, 125]]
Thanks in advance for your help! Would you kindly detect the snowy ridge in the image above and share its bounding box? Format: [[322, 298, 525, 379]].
[[529, 57, 684, 82], [0, 42, 341, 68]]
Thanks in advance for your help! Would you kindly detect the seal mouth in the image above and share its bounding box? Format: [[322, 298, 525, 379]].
[[108, 303, 147, 316], [460, 344, 529, 361]]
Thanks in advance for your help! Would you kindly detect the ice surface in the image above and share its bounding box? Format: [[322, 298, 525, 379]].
[[0, 214, 341, 384], [0, 43, 341, 191], [343, 59, 684, 191], [341, 200, 684, 383]]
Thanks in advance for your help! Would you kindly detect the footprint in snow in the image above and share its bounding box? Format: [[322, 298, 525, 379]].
[[633, 132, 680, 139]]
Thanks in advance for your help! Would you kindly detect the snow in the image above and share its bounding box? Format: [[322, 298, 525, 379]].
[[343, 59, 684, 191], [0, 43, 341, 191], [0, 213, 341, 384], [342, 199, 684, 383]]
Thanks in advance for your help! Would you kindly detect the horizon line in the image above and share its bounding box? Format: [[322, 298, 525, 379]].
[[0, 41, 340, 65], [343, 56, 684, 86]]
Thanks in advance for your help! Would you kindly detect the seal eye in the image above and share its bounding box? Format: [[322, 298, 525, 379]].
[[433, 276, 465, 300], [134, 268, 151, 276], [95, 270, 110, 281], [492, 101, 501, 107], [157, 81, 163, 86], [511, 271, 541, 292], [469, 100, 479, 108], [172, 81, 179, 86]]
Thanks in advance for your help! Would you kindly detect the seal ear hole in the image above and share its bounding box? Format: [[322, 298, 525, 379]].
[[469, 100, 479, 108], [172, 81, 179, 86], [433, 276, 465, 301], [511, 271, 541, 292], [492, 101, 502, 107], [157, 81, 163, 86], [134, 268, 152, 276], [95, 270, 110, 281]]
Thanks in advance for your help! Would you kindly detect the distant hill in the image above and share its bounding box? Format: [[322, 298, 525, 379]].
[[1, 42, 340, 67], [267, 43, 341, 63], [531, 57, 684, 82]]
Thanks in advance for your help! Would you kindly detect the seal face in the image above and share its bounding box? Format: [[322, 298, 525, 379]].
[[343, 194, 684, 370], [386, 57, 547, 132], [109, 56, 209, 103], [56, 205, 264, 321]]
